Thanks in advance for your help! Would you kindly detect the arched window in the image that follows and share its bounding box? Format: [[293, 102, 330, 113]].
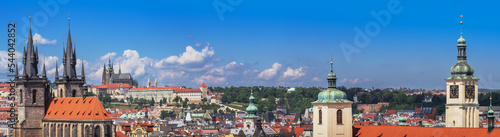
[[32, 90, 37, 104], [73, 90, 76, 97], [95, 125, 101, 137], [60, 89, 63, 98], [319, 109, 322, 125], [337, 109, 343, 124]]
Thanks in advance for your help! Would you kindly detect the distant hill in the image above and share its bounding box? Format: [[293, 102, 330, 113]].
[[479, 89, 500, 93]]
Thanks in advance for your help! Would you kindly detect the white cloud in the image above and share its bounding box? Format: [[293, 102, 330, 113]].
[[312, 77, 321, 82], [32, 33, 57, 45], [99, 52, 117, 61], [0, 51, 22, 73], [208, 61, 244, 76], [258, 63, 282, 80], [193, 75, 226, 85], [162, 46, 214, 65], [282, 66, 306, 80]]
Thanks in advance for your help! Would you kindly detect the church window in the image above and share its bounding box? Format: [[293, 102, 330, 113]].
[[319, 109, 322, 125], [73, 90, 76, 97], [337, 109, 343, 124], [20, 90, 23, 103], [32, 90, 37, 104]]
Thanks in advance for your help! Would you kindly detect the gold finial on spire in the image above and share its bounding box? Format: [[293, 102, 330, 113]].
[[330, 56, 333, 72], [460, 15, 463, 35], [68, 13, 70, 20]]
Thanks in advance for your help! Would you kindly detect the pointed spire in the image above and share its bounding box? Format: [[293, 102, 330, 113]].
[[55, 59, 59, 78], [81, 59, 85, 78], [42, 62, 47, 79], [15, 62, 18, 77], [119, 63, 121, 74]]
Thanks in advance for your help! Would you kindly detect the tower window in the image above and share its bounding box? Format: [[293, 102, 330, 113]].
[[319, 109, 322, 125], [73, 90, 76, 97], [32, 90, 37, 104], [337, 109, 343, 124], [20, 90, 23, 103]]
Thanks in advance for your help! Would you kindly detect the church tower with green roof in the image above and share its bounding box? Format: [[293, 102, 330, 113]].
[[312, 59, 353, 137], [445, 15, 479, 128], [243, 90, 259, 129]]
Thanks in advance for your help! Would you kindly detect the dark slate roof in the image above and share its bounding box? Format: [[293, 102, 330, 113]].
[[111, 73, 132, 80], [210, 113, 235, 120]]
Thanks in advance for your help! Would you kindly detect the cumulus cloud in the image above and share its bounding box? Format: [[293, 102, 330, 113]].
[[258, 63, 282, 80], [208, 61, 244, 76], [282, 66, 306, 80], [0, 51, 22, 73], [312, 77, 321, 82], [193, 75, 226, 85], [162, 46, 214, 65], [99, 52, 117, 61], [338, 78, 370, 85], [33, 33, 57, 45]]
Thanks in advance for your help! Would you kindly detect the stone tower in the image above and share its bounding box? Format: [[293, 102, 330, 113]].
[[200, 82, 208, 98], [102, 58, 114, 85], [14, 16, 50, 136], [445, 16, 479, 128], [54, 17, 86, 98], [312, 59, 353, 137]]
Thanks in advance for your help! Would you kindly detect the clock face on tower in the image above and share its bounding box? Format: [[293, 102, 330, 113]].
[[466, 85, 475, 99], [450, 85, 459, 98]]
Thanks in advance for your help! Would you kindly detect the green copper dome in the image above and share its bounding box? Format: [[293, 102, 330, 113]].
[[312, 60, 352, 103], [448, 20, 477, 80], [245, 91, 259, 118]]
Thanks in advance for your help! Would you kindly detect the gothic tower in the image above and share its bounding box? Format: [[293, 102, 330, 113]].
[[102, 58, 114, 85], [14, 16, 50, 136], [312, 59, 353, 137], [445, 15, 479, 128], [54, 17, 86, 98]]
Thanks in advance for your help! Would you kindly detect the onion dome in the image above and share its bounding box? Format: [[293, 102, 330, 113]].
[[313, 59, 352, 103], [448, 15, 477, 80], [245, 90, 259, 118]]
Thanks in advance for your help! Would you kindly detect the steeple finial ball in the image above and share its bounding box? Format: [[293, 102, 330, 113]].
[[460, 15, 463, 25]]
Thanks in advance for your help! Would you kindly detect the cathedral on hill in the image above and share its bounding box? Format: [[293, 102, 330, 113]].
[[101, 60, 138, 87], [13, 16, 114, 137]]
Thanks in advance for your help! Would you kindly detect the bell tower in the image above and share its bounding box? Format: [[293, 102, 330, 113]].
[[445, 15, 479, 128]]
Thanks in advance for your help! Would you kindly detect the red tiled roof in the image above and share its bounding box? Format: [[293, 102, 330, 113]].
[[93, 83, 132, 89], [387, 110, 396, 114], [174, 89, 202, 93], [44, 97, 110, 119], [354, 125, 500, 137], [130, 86, 183, 91], [200, 82, 207, 87]]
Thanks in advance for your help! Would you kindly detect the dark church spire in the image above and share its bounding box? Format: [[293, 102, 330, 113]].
[[23, 16, 39, 78], [55, 59, 58, 78], [63, 16, 77, 79]]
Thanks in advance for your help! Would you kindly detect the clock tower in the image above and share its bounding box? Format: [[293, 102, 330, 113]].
[[445, 15, 479, 128]]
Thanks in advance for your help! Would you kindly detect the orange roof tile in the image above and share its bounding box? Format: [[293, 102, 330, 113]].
[[44, 97, 110, 120], [200, 82, 207, 87]]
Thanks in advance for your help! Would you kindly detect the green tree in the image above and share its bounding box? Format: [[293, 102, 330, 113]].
[[202, 98, 208, 104]]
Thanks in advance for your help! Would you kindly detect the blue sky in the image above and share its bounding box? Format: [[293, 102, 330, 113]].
[[1, 0, 500, 89]]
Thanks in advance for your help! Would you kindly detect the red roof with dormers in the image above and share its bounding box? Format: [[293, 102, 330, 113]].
[[129, 86, 184, 91], [200, 82, 207, 87], [174, 89, 202, 93], [44, 97, 110, 119]]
